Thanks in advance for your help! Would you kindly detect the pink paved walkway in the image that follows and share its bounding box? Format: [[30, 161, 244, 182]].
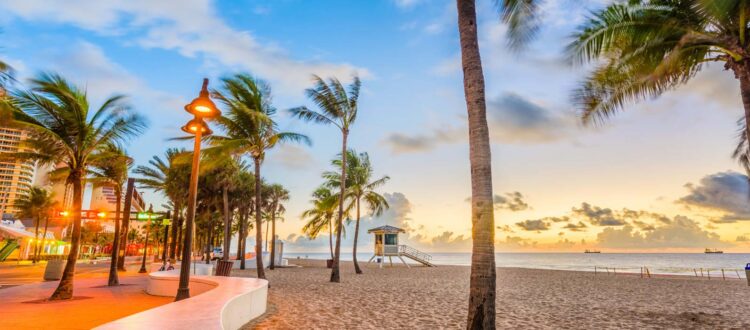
[[0, 274, 172, 330]]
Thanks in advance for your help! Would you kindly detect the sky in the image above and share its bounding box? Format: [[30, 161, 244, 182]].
[[2, 0, 750, 253]]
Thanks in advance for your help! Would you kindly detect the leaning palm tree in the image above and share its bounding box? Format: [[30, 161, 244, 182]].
[[324, 150, 389, 274], [301, 186, 339, 260], [265, 183, 289, 270], [208, 73, 309, 279], [290, 75, 360, 283], [568, 1, 750, 174], [5, 73, 146, 300], [13, 186, 56, 263], [455, 0, 540, 327], [89, 143, 132, 286]]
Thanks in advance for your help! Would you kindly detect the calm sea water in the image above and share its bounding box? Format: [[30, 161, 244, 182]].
[[285, 252, 750, 278]]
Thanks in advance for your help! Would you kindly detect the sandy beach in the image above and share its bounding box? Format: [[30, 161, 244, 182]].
[[237, 259, 750, 329]]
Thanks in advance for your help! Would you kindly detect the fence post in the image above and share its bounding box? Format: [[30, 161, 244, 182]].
[[721, 269, 725, 280], [646, 267, 651, 278], [693, 268, 698, 277], [707, 269, 711, 280]]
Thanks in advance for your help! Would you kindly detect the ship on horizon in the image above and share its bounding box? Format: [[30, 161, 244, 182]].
[[584, 249, 601, 254], [704, 248, 723, 254]]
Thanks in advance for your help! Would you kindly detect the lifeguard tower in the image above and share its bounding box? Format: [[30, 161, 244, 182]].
[[367, 225, 434, 267]]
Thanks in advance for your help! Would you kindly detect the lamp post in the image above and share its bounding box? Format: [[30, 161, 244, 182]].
[[138, 205, 154, 273], [161, 211, 171, 263], [176, 78, 220, 301]]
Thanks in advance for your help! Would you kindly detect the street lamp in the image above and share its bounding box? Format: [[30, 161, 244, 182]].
[[176, 78, 220, 302], [138, 205, 154, 273]]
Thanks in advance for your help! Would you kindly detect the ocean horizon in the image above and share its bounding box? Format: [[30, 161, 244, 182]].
[[285, 252, 750, 278]]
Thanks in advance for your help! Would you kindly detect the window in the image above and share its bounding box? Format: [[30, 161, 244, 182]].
[[385, 234, 397, 245]]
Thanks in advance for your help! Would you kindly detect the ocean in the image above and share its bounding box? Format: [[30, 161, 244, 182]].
[[284, 252, 750, 278]]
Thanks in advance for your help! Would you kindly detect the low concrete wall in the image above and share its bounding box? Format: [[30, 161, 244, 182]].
[[95, 270, 268, 330]]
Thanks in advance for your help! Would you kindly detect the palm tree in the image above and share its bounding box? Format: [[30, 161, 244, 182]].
[[134, 148, 189, 265], [6, 73, 146, 300], [301, 186, 339, 260], [324, 150, 389, 274], [89, 143, 132, 286], [265, 184, 288, 270], [455, 0, 539, 327], [13, 186, 56, 263], [290, 75, 360, 283], [568, 1, 750, 172], [208, 73, 309, 279]]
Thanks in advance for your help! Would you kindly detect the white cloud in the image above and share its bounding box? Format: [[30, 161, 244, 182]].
[[0, 0, 370, 96]]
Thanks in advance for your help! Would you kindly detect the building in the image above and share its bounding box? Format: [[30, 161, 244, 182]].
[[0, 127, 35, 220]]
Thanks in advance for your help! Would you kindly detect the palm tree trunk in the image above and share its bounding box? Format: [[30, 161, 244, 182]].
[[108, 188, 122, 286], [353, 197, 362, 274], [169, 203, 179, 261], [236, 208, 243, 260], [50, 171, 84, 300], [118, 179, 134, 272], [330, 131, 348, 283], [328, 221, 333, 260], [240, 209, 247, 269], [31, 216, 40, 263], [40, 216, 49, 260], [737, 66, 750, 162], [253, 157, 265, 279], [270, 205, 276, 270], [456, 0, 496, 328], [222, 186, 231, 262], [265, 219, 269, 252]]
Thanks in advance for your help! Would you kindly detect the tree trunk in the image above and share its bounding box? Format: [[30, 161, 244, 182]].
[[270, 204, 276, 270], [328, 220, 334, 260], [222, 186, 231, 262], [108, 187, 122, 286], [456, 0, 496, 328], [50, 171, 84, 300], [330, 131, 348, 283], [169, 203, 179, 261], [737, 65, 750, 163], [265, 218, 269, 252], [176, 215, 183, 261], [236, 208, 243, 260], [353, 197, 362, 274], [40, 216, 49, 260], [239, 209, 247, 269], [118, 179, 135, 271], [253, 157, 265, 279], [32, 216, 40, 263]]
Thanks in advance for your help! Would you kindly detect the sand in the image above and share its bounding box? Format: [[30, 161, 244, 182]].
[[236, 259, 750, 329]]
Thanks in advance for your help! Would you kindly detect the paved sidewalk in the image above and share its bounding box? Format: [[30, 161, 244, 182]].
[[0, 274, 172, 329]]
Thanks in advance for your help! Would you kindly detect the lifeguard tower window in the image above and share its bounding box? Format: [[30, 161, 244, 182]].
[[385, 234, 397, 245]]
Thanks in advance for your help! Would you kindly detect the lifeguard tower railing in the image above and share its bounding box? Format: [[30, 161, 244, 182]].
[[399, 245, 433, 265]]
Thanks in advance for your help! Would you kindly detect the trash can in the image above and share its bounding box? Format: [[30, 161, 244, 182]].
[[745, 263, 750, 286], [216, 260, 233, 277], [44, 259, 66, 281]]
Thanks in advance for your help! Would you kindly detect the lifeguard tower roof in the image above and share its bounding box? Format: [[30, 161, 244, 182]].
[[367, 225, 405, 234]]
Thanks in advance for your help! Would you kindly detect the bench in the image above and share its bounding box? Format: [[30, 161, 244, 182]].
[[95, 269, 268, 330]]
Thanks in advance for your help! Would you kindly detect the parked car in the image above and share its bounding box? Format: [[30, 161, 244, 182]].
[[212, 247, 223, 260]]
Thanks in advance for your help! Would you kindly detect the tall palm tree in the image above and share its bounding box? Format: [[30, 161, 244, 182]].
[[301, 186, 339, 260], [324, 150, 389, 274], [6, 73, 146, 300], [290, 75, 360, 283], [455, 0, 540, 327], [89, 143, 132, 286], [13, 186, 56, 263], [265, 183, 288, 270], [134, 148, 189, 265], [208, 73, 309, 279], [568, 1, 750, 172]]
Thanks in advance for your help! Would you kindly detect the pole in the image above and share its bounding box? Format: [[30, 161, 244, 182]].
[[176, 124, 202, 301]]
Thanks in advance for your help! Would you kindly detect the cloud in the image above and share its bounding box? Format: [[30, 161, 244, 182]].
[[383, 93, 576, 153], [563, 221, 587, 232], [515, 219, 550, 232], [391, 0, 423, 9], [497, 225, 514, 233], [486, 93, 574, 143], [0, 0, 369, 96], [596, 216, 728, 249], [572, 203, 627, 226], [679, 171, 750, 222], [268, 144, 315, 170], [493, 192, 531, 211]]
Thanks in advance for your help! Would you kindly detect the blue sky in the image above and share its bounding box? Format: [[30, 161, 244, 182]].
[[2, 0, 750, 252]]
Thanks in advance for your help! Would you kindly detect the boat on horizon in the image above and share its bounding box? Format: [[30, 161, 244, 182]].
[[584, 249, 601, 254], [704, 248, 723, 254]]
